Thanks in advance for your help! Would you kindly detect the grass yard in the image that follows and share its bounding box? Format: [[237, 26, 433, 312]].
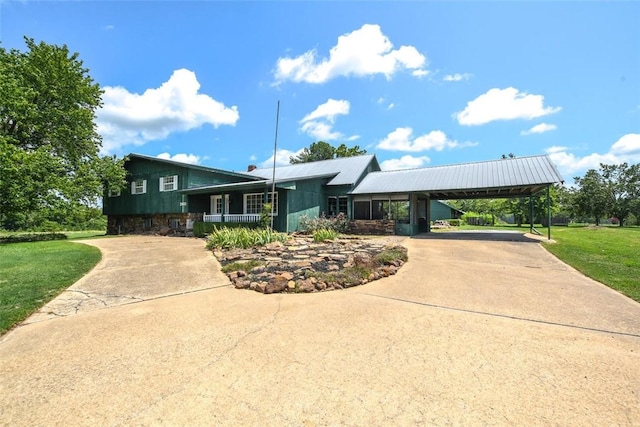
[[0, 240, 101, 335], [544, 226, 640, 303]]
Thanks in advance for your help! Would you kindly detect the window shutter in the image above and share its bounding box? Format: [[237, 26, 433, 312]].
[[142, 180, 147, 194], [131, 181, 136, 194], [159, 177, 164, 192], [173, 175, 178, 190]]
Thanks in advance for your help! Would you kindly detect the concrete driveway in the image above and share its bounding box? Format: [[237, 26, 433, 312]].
[[1, 234, 639, 426]]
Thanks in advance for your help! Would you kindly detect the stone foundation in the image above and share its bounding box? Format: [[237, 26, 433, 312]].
[[107, 213, 202, 235], [348, 219, 396, 235]]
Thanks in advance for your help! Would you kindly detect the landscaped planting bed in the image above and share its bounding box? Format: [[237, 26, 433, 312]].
[[211, 235, 408, 294]]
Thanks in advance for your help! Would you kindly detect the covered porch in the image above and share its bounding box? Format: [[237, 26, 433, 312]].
[[180, 180, 286, 230]]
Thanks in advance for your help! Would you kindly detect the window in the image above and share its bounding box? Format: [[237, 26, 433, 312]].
[[108, 188, 121, 197], [159, 175, 178, 192], [131, 179, 147, 195], [328, 196, 348, 216], [244, 192, 278, 215]]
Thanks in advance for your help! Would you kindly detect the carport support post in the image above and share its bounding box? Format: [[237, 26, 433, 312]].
[[547, 186, 551, 240], [529, 195, 534, 233]]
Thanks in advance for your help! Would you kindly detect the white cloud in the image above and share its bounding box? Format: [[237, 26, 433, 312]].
[[260, 148, 303, 168], [299, 99, 357, 141], [377, 127, 478, 152], [443, 73, 471, 82], [274, 24, 427, 84], [249, 154, 257, 161], [380, 155, 430, 171], [156, 152, 201, 165], [387, 103, 395, 110], [546, 133, 640, 177], [97, 69, 239, 153], [610, 133, 640, 155], [521, 123, 557, 135], [455, 87, 561, 126], [300, 99, 350, 123], [300, 121, 344, 141]]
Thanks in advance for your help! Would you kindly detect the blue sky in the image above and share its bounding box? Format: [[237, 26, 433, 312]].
[[1, 1, 639, 179]]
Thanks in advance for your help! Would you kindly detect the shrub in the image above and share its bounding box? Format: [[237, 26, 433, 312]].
[[221, 259, 264, 273], [461, 211, 494, 226], [306, 266, 371, 287], [373, 246, 408, 266], [299, 212, 349, 234], [193, 221, 260, 238], [313, 228, 337, 242], [448, 219, 461, 227], [205, 226, 288, 249], [0, 233, 68, 244], [259, 203, 273, 229]]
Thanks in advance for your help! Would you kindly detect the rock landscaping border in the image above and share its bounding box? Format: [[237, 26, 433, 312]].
[[213, 236, 408, 294]]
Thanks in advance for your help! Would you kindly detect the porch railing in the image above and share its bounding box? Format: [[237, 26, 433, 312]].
[[202, 213, 261, 223]]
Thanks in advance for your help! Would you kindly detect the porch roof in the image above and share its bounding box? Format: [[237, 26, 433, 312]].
[[350, 155, 564, 199]]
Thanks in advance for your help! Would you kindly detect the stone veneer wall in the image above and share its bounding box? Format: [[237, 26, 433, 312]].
[[107, 213, 203, 235], [348, 219, 396, 235]]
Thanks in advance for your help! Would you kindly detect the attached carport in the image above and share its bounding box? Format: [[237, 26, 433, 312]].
[[350, 155, 564, 239]]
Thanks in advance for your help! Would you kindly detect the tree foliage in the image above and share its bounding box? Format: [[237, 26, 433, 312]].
[[290, 141, 367, 164], [572, 163, 640, 226], [0, 37, 126, 230]]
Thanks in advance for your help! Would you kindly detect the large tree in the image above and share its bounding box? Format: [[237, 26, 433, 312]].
[[290, 141, 367, 164], [573, 169, 609, 226], [0, 37, 126, 230], [600, 163, 640, 227], [572, 163, 640, 227]]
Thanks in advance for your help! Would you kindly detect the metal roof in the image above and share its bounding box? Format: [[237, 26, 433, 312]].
[[247, 154, 378, 186], [351, 155, 564, 199]]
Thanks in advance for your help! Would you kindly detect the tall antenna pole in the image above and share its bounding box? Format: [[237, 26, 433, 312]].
[[270, 100, 280, 230]]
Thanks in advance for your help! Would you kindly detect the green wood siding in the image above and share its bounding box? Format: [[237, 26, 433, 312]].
[[430, 201, 461, 221], [104, 157, 255, 216], [281, 178, 328, 232]]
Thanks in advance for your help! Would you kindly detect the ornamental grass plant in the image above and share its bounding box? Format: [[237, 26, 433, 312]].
[[205, 226, 289, 249]]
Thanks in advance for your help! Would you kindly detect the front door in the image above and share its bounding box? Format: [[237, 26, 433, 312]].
[[210, 195, 230, 215]]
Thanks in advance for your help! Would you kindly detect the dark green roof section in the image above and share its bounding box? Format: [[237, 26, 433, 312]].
[[127, 153, 261, 181]]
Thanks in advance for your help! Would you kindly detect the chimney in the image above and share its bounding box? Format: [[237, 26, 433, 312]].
[[247, 164, 257, 172]]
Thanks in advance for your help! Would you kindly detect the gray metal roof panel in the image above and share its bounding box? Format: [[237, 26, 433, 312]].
[[247, 155, 376, 186], [351, 155, 564, 195]]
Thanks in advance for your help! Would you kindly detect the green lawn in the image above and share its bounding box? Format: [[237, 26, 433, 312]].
[[543, 226, 640, 302], [0, 240, 101, 334]]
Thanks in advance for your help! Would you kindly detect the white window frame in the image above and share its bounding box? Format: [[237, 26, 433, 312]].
[[159, 175, 178, 192], [244, 192, 278, 215], [108, 188, 121, 197], [210, 195, 230, 214], [131, 179, 147, 195]]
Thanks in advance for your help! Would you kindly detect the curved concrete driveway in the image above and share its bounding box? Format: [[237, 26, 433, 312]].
[[1, 234, 639, 426]]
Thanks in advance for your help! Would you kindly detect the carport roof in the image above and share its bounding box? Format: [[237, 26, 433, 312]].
[[350, 155, 564, 199]]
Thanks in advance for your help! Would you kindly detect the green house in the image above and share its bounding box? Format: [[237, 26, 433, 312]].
[[104, 153, 563, 236], [104, 153, 380, 234]]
